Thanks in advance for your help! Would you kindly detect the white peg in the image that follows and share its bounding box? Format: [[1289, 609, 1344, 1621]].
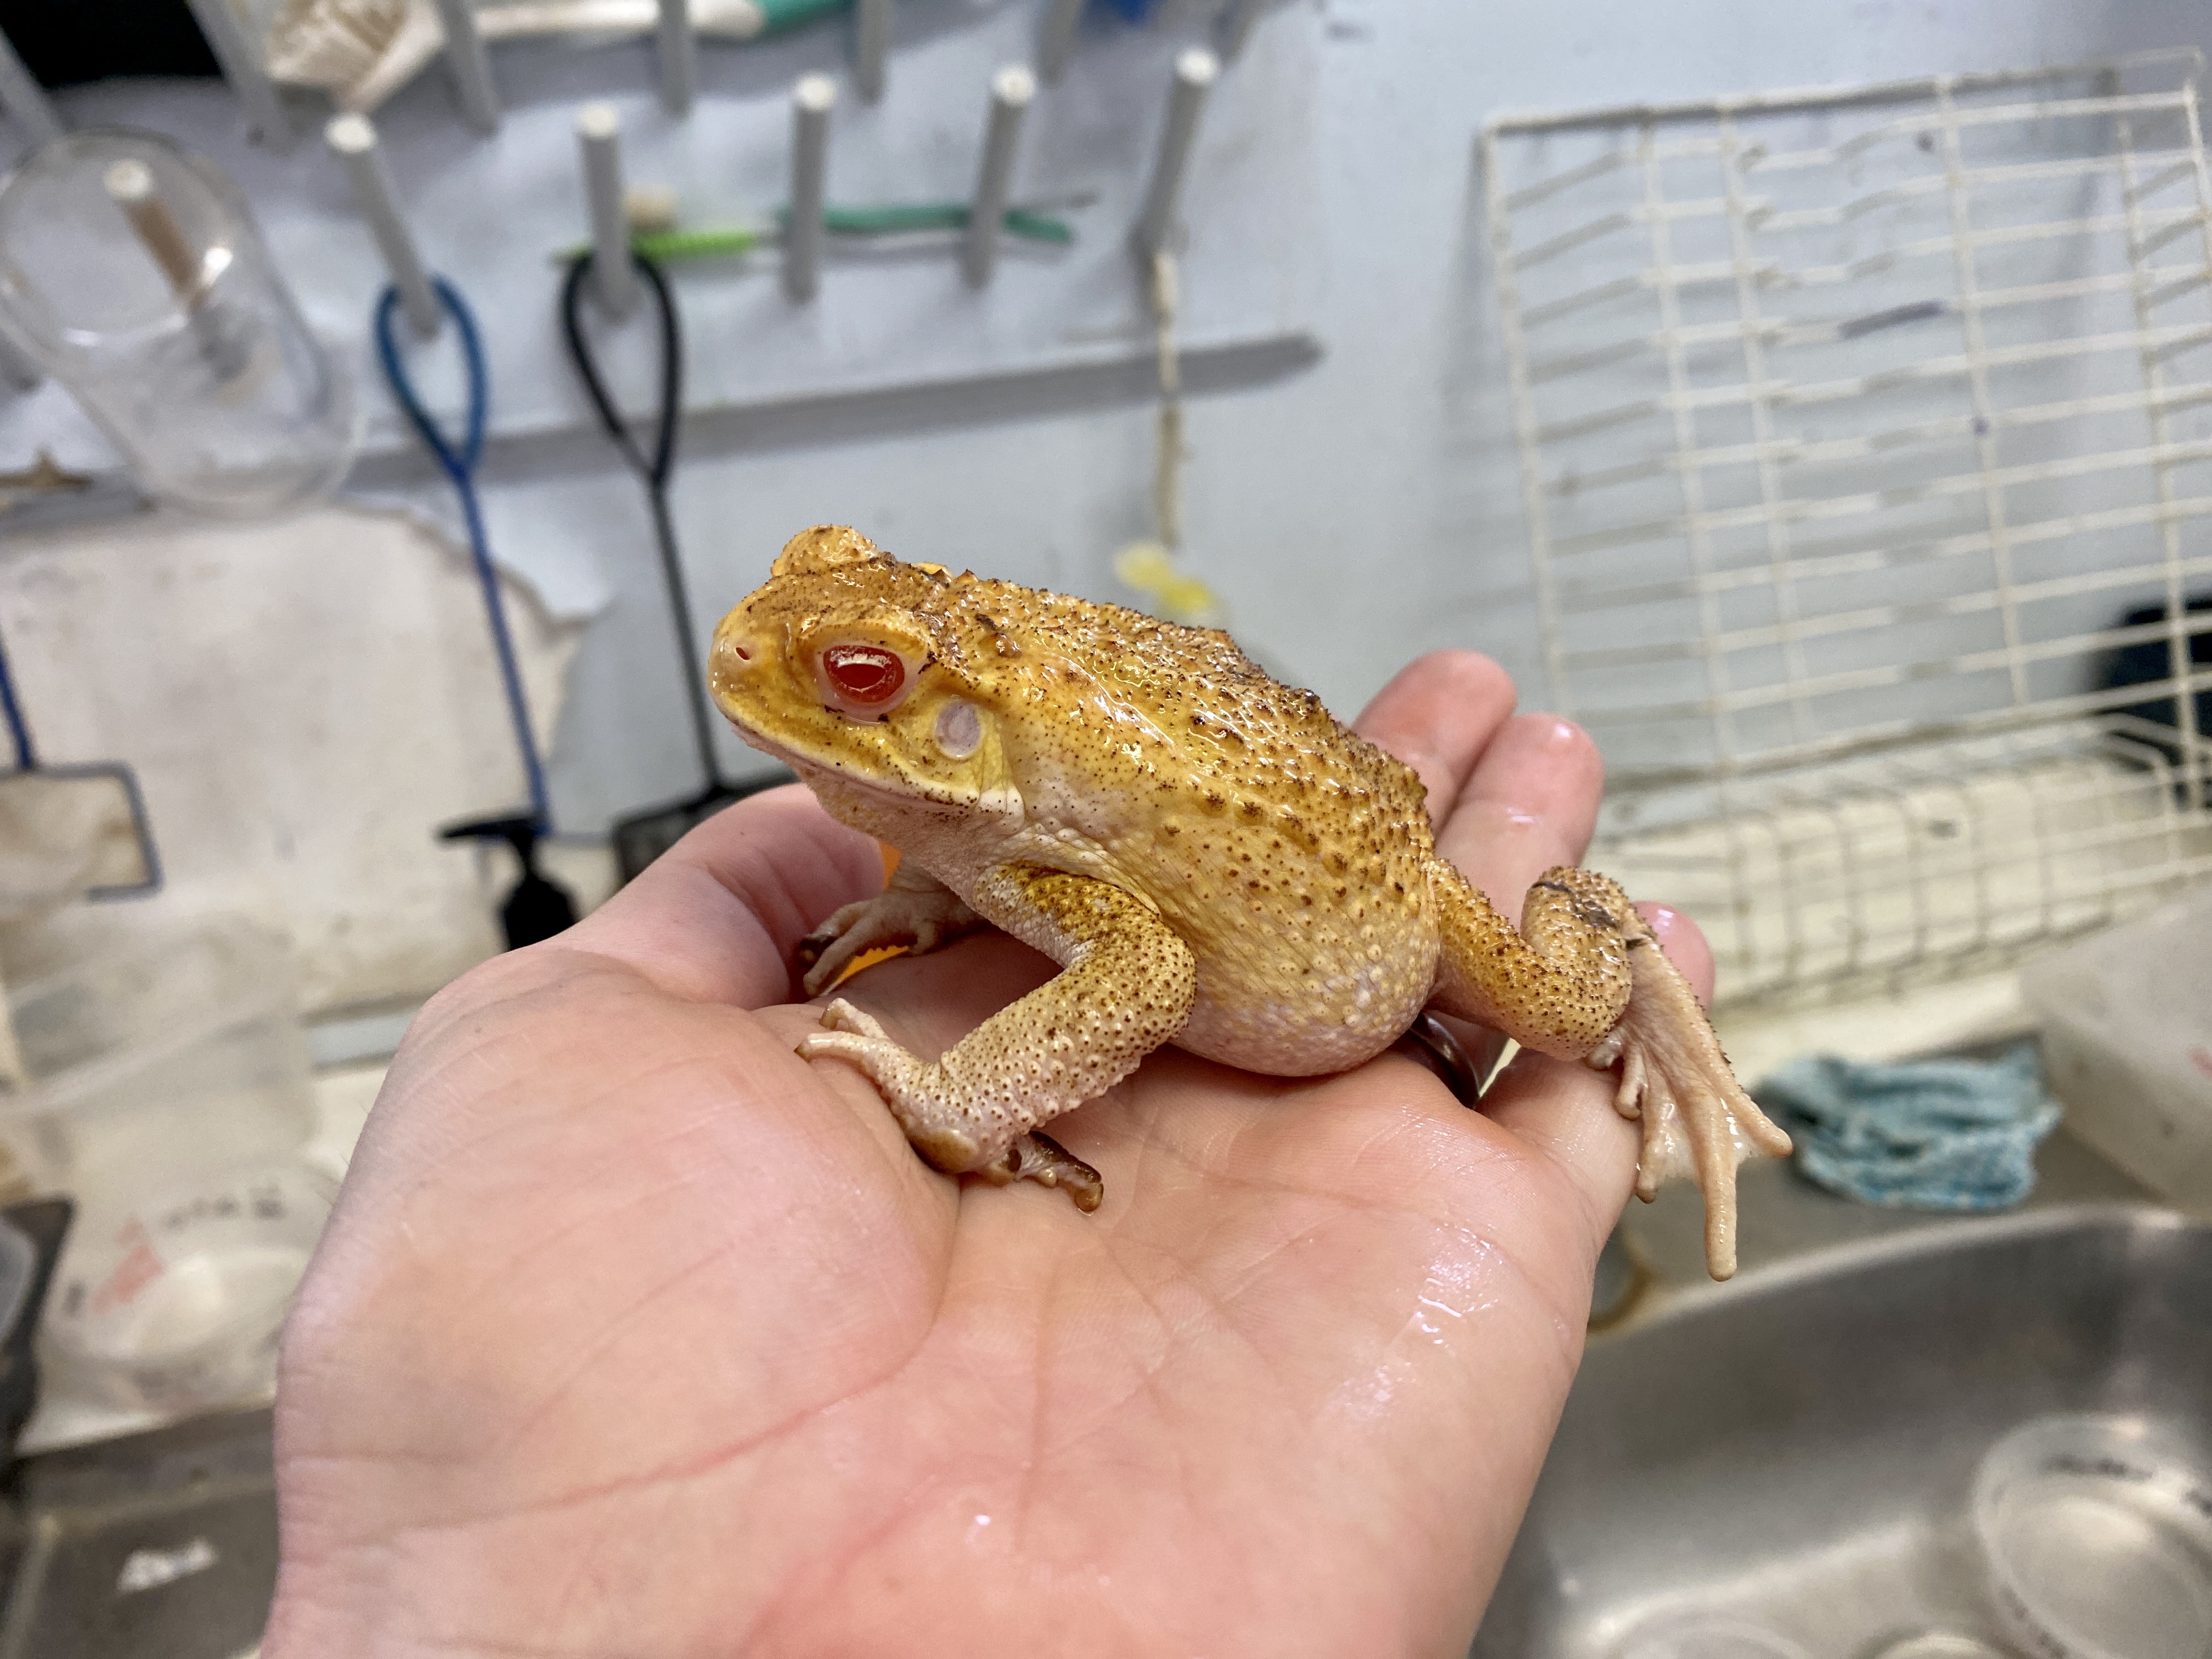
[[853, 0, 893, 102], [181, 0, 291, 144], [104, 160, 201, 296], [656, 0, 696, 116], [0, 27, 61, 147], [1036, 0, 1085, 84], [431, 0, 501, 134], [964, 65, 1035, 289], [577, 104, 636, 318], [1131, 48, 1217, 256], [326, 115, 441, 339], [107, 159, 250, 377], [1217, 0, 1267, 60], [0, 331, 40, 394], [785, 74, 836, 304]]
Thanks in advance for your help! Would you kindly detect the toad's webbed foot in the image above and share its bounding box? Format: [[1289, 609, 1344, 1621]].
[[798, 862, 983, 996], [1595, 931, 1793, 1281], [1425, 859, 1790, 1281]]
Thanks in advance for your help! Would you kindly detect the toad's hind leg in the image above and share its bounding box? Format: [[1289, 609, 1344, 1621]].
[[1423, 860, 1791, 1281], [798, 866, 1197, 1209]]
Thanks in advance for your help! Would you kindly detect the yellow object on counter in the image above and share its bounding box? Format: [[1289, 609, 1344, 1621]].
[[1113, 540, 1221, 628]]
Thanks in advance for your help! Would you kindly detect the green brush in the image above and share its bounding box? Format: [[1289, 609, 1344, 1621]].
[[754, 0, 852, 31], [554, 204, 1075, 264], [810, 203, 1074, 242]]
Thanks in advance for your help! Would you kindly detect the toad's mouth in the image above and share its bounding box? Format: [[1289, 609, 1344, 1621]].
[[722, 718, 1011, 822]]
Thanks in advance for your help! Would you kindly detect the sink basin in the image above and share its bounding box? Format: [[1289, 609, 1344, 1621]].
[[0, 1408, 273, 1658], [1472, 1205, 2212, 1658]]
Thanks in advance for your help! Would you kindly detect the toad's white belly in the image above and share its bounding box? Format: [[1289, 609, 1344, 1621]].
[[1168, 937, 1438, 1076], [790, 755, 1440, 1077]]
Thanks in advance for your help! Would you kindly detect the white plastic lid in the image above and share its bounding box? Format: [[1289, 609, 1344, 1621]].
[[1974, 1414, 2212, 1659]]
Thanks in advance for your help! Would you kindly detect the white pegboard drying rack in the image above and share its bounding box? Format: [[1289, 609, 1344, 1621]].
[[1482, 49, 2212, 1009], [0, 0, 1319, 496]]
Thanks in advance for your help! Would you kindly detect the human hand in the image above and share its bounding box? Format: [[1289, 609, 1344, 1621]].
[[264, 650, 1712, 1657]]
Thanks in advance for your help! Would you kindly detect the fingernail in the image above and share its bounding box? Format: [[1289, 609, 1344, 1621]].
[[1513, 713, 1586, 752]]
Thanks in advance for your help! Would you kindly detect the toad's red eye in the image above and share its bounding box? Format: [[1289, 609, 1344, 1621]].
[[821, 643, 905, 706]]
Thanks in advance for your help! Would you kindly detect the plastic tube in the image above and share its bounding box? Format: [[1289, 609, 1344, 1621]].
[[964, 65, 1035, 287], [577, 103, 637, 316], [431, 0, 501, 133], [325, 114, 440, 338], [785, 74, 836, 302], [1131, 48, 1217, 256], [1036, 0, 1084, 83], [657, 0, 697, 114], [853, 0, 891, 101]]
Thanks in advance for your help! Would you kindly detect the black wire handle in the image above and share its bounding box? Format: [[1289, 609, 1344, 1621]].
[[558, 251, 726, 797]]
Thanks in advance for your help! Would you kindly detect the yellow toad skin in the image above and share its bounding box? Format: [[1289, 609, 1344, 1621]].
[[710, 526, 1791, 1278]]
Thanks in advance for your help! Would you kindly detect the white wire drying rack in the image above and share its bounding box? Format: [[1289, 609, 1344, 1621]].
[[1481, 49, 2212, 1009]]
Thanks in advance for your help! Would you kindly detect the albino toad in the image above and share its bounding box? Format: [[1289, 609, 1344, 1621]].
[[709, 527, 1791, 1278]]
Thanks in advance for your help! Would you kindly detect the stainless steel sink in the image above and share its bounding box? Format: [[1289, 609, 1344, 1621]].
[[0, 1408, 273, 1658], [1471, 1204, 2212, 1657]]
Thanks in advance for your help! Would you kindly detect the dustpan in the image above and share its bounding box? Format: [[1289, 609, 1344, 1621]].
[[0, 620, 159, 913]]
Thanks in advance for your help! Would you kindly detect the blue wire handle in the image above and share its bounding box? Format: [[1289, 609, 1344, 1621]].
[[374, 278, 552, 834], [0, 627, 35, 772]]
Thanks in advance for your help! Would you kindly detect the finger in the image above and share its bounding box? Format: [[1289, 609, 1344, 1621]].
[[554, 784, 884, 1009], [1638, 902, 1716, 1007], [1475, 1048, 1635, 1259], [1432, 713, 1604, 910], [1352, 650, 1517, 809]]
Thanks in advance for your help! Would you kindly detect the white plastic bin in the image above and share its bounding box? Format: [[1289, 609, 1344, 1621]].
[[0, 921, 320, 1417], [2021, 890, 2212, 1206], [0, 922, 314, 1200]]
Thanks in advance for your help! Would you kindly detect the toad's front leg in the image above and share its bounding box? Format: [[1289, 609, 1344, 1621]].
[[798, 865, 1197, 1209], [1423, 860, 1791, 1280]]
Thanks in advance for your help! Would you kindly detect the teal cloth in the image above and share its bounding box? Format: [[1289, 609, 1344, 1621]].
[[1756, 1045, 2060, 1211]]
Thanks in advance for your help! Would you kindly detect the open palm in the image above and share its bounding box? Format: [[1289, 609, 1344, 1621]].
[[264, 652, 1708, 1658]]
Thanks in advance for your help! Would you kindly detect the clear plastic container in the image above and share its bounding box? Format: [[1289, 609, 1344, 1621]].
[[1614, 1615, 1810, 1659], [42, 1160, 331, 1412], [2022, 890, 2212, 1206], [0, 129, 356, 515], [0, 922, 316, 1203], [1871, 1634, 2012, 1658], [1973, 1414, 2212, 1659]]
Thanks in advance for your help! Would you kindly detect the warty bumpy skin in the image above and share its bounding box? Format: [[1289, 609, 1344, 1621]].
[[708, 526, 1792, 1279]]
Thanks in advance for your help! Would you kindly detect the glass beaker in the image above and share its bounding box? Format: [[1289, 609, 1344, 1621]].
[[0, 129, 357, 516]]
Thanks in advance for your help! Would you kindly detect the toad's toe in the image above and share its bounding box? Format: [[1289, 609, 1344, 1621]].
[[983, 1131, 1104, 1212]]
